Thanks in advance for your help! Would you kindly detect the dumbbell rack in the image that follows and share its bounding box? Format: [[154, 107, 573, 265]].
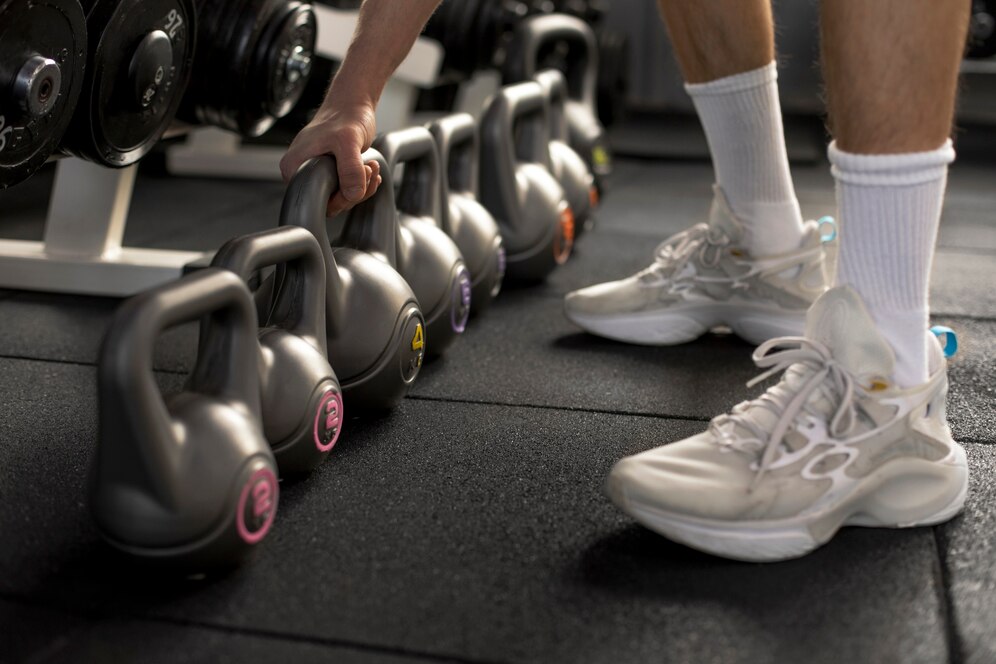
[[166, 4, 445, 180], [0, 158, 207, 296]]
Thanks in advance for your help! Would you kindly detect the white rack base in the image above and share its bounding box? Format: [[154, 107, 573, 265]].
[[0, 159, 209, 296]]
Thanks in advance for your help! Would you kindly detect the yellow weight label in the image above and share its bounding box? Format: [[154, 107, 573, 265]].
[[592, 145, 610, 168], [411, 323, 424, 351]]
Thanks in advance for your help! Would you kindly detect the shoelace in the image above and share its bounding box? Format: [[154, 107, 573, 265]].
[[642, 223, 730, 280], [710, 336, 858, 490]]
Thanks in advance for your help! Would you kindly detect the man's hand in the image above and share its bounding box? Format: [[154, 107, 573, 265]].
[[280, 99, 382, 217]]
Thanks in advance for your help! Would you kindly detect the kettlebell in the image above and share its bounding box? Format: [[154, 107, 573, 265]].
[[212, 226, 342, 476], [503, 13, 612, 194], [91, 269, 278, 568], [534, 69, 596, 236], [281, 156, 426, 412], [427, 113, 505, 315], [353, 135, 471, 357], [479, 81, 574, 282]]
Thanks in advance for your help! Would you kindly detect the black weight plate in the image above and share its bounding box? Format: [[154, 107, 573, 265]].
[[63, 0, 196, 166], [0, 0, 86, 189], [250, 0, 317, 132], [201, 0, 255, 131], [193, 0, 246, 130], [182, 0, 242, 130], [968, 0, 996, 59], [596, 28, 628, 127], [226, 0, 283, 136]]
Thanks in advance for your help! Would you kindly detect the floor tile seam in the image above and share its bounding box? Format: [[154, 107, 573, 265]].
[[930, 526, 966, 664], [933, 312, 996, 324], [0, 352, 189, 376], [0, 593, 507, 664], [959, 437, 996, 446], [143, 616, 507, 664], [405, 393, 711, 423], [406, 394, 993, 442]]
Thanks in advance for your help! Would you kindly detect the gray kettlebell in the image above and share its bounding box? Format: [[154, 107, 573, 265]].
[[350, 137, 471, 357], [212, 226, 342, 476], [503, 13, 612, 193], [534, 68, 596, 236], [91, 269, 278, 568], [427, 113, 505, 315], [480, 81, 574, 282], [281, 157, 426, 412]]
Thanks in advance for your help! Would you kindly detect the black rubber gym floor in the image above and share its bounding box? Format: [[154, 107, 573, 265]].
[[1, 149, 994, 663]]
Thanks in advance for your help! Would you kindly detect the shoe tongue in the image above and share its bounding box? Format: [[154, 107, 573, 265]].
[[804, 285, 895, 382], [707, 185, 745, 245]]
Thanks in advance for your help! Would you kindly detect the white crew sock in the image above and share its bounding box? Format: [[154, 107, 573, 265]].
[[829, 139, 955, 388], [685, 62, 805, 257]]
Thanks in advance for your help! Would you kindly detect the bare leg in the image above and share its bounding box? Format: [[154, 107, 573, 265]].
[[822, 0, 969, 153], [822, 0, 970, 387], [658, 0, 774, 83]]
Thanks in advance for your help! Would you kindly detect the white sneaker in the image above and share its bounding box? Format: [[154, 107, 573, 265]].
[[564, 187, 832, 346], [606, 285, 969, 562]]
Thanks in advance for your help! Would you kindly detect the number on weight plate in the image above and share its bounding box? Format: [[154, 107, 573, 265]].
[[0, 116, 13, 153], [164, 8, 183, 38]]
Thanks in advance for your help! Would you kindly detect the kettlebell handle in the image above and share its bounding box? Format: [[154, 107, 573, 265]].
[[211, 227, 329, 355], [427, 113, 479, 198], [504, 13, 598, 109], [501, 81, 553, 169], [372, 127, 447, 235], [98, 269, 262, 502], [533, 69, 570, 143]]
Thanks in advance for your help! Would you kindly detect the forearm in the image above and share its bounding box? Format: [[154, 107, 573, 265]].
[[324, 0, 442, 108]]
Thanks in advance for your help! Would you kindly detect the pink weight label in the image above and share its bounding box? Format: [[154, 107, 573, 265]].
[[313, 389, 343, 452], [236, 467, 278, 545]]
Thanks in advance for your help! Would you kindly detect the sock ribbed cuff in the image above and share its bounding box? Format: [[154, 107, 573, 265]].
[[684, 61, 778, 97], [828, 140, 955, 186]]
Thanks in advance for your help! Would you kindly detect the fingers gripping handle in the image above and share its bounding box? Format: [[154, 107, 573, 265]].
[[338, 148, 401, 267]]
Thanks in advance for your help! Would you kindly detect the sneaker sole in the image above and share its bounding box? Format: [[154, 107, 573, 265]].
[[565, 302, 807, 346], [607, 444, 969, 563]]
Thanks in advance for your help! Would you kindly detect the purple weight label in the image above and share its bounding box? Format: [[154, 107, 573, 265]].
[[451, 267, 472, 333]]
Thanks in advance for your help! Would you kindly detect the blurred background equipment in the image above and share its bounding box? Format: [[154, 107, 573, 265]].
[[968, 0, 996, 59], [179, 0, 317, 138], [0, 0, 87, 189], [60, 0, 196, 167]]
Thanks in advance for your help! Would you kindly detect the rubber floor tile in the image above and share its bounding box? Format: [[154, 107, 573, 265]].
[[0, 365, 955, 664]]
